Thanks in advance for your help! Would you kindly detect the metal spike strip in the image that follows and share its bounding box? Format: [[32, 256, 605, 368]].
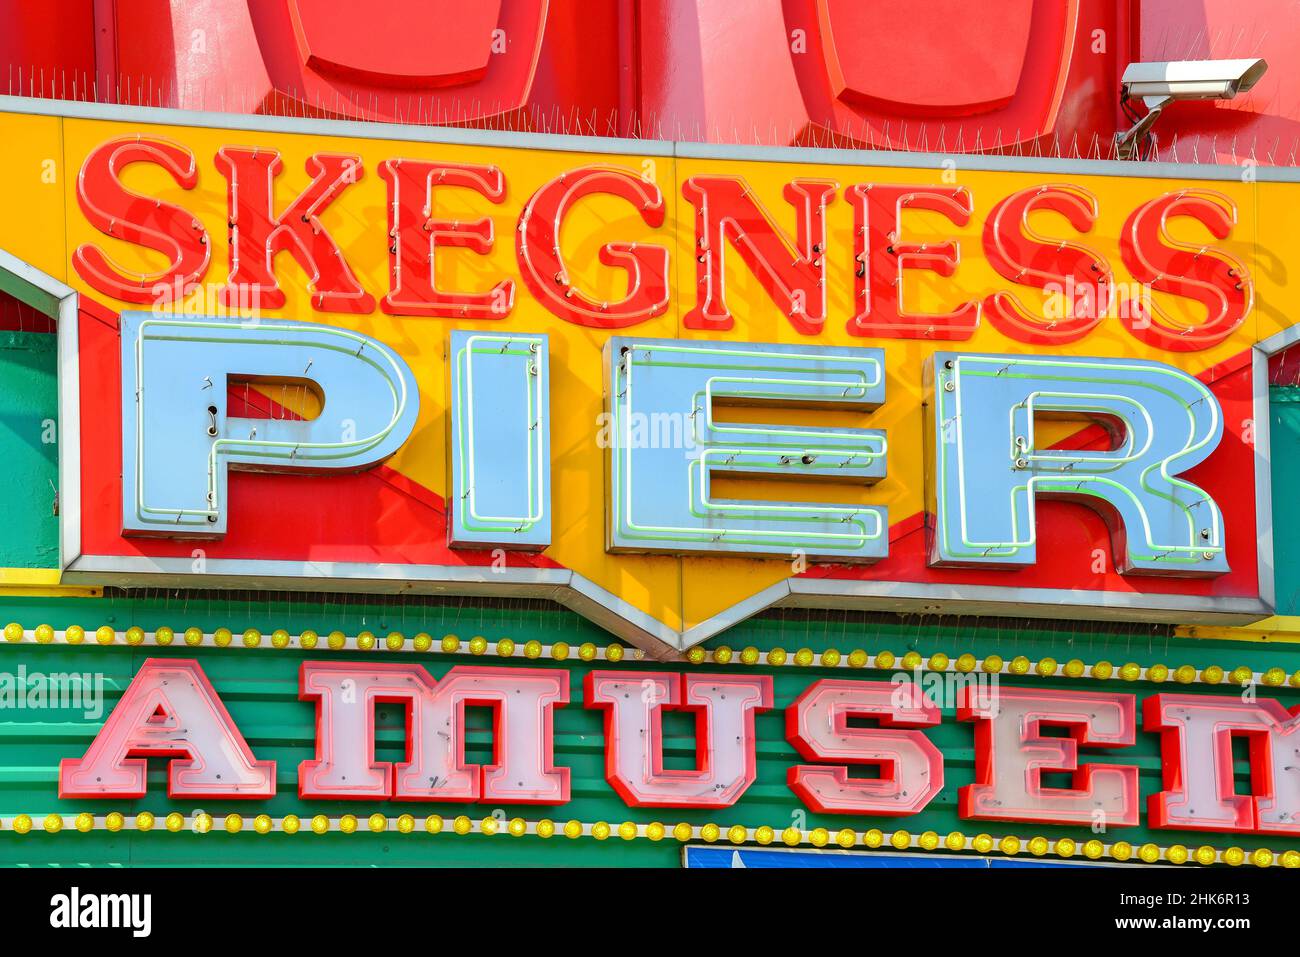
[[0, 812, 1291, 868], [2, 624, 1297, 689]]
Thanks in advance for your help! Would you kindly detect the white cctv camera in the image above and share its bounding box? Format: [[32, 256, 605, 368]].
[[1115, 58, 1268, 159]]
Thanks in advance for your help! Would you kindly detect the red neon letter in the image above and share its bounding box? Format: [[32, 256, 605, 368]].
[[983, 184, 1112, 344], [1144, 693, 1300, 835], [517, 166, 668, 328], [73, 137, 210, 303], [585, 671, 772, 808], [59, 659, 274, 799], [1119, 189, 1251, 351], [846, 183, 979, 339], [959, 686, 1139, 827], [215, 147, 375, 313], [787, 679, 944, 815], [379, 159, 515, 319], [299, 662, 569, 804], [682, 176, 835, 335]]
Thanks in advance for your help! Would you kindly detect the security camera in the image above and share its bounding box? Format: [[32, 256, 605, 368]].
[[1115, 58, 1267, 159]]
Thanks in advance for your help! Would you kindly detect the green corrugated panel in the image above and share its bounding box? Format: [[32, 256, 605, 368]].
[[0, 596, 1295, 867]]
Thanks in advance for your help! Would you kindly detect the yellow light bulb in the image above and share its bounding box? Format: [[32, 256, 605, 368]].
[[767, 648, 788, 666], [34, 623, 55, 644], [1035, 657, 1057, 677], [1027, 836, 1048, 856], [999, 835, 1021, 855], [480, 816, 499, 836], [713, 645, 733, 664], [620, 821, 638, 841], [468, 635, 488, 655], [1138, 843, 1160, 863], [441, 634, 460, 653], [550, 641, 570, 661], [847, 649, 868, 668], [809, 827, 829, 847], [536, 819, 555, 839], [154, 626, 175, 646], [1110, 841, 1133, 861], [44, 814, 64, 833], [396, 814, 415, 834], [782, 827, 801, 846], [368, 813, 387, 833], [135, 812, 155, 832], [956, 654, 977, 673], [1223, 846, 1245, 866], [605, 643, 625, 663], [1201, 665, 1224, 684], [1091, 660, 1113, 679], [901, 651, 922, 670], [1281, 850, 1300, 869], [65, 625, 85, 645], [75, 812, 95, 833], [299, 630, 319, 649], [821, 648, 841, 667], [2, 622, 23, 642], [412, 632, 432, 652], [795, 648, 815, 667], [945, 831, 965, 851], [1174, 664, 1197, 684], [339, 814, 358, 834], [106, 811, 125, 832], [728, 825, 748, 845], [579, 642, 598, 661], [282, 814, 300, 835], [165, 812, 185, 832], [1230, 666, 1253, 686], [1194, 845, 1217, 865], [11, 814, 32, 834], [982, 654, 1003, 674], [1145, 664, 1168, 683], [674, 822, 693, 842], [452, 815, 472, 835], [385, 632, 405, 651], [754, 825, 774, 845], [645, 822, 666, 841], [1119, 662, 1141, 681], [973, 834, 994, 854], [874, 650, 896, 669], [564, 819, 583, 839], [356, 631, 376, 651], [1263, 667, 1286, 687], [310, 814, 330, 834], [213, 627, 232, 648], [919, 830, 940, 851], [1166, 844, 1188, 865], [254, 814, 272, 834], [223, 813, 242, 833], [890, 830, 911, 850], [1054, 838, 1076, 858], [95, 625, 115, 645], [1063, 659, 1085, 678], [699, 822, 720, 843], [837, 828, 856, 848], [424, 815, 443, 834], [509, 818, 528, 837], [864, 829, 884, 849], [1009, 656, 1030, 675], [271, 629, 290, 649], [241, 628, 261, 648], [524, 640, 543, 659], [496, 638, 516, 657], [686, 646, 706, 664], [193, 812, 213, 833]]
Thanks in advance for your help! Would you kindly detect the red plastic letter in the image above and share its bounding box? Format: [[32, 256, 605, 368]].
[[682, 176, 835, 334], [586, 671, 772, 808], [73, 137, 210, 303], [1144, 693, 1300, 835], [380, 159, 515, 319], [1119, 189, 1252, 351], [787, 679, 944, 815], [983, 184, 1112, 344], [846, 183, 979, 339], [517, 166, 668, 328], [59, 659, 274, 799], [300, 661, 569, 804], [215, 147, 375, 313], [959, 686, 1138, 827]]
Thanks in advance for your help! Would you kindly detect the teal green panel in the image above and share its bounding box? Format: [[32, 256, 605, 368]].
[[0, 330, 57, 568], [0, 595, 1295, 867], [1271, 385, 1300, 614]]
